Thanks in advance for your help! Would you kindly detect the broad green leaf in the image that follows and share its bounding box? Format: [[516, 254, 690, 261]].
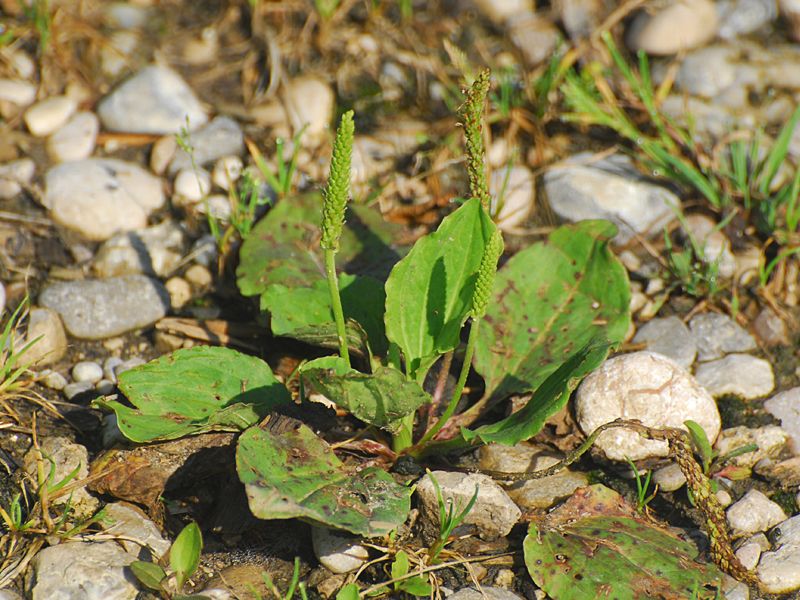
[[463, 342, 609, 446], [237, 418, 411, 536], [301, 358, 430, 433], [474, 220, 630, 401], [170, 522, 202, 590], [96, 347, 290, 442], [392, 549, 410, 580], [130, 561, 167, 591], [336, 584, 360, 600], [684, 419, 714, 473], [237, 192, 404, 296], [400, 577, 433, 597], [524, 485, 723, 599], [262, 274, 388, 355], [384, 198, 496, 379], [288, 320, 372, 359]]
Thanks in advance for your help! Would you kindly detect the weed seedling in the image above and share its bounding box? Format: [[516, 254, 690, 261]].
[[624, 456, 658, 513], [246, 125, 306, 200], [425, 470, 478, 564], [130, 521, 203, 599], [252, 556, 308, 600]]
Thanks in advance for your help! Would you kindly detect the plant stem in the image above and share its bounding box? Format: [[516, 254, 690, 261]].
[[324, 249, 350, 367], [416, 317, 480, 447]]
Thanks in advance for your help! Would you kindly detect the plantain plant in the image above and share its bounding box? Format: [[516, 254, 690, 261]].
[[96, 71, 630, 535]]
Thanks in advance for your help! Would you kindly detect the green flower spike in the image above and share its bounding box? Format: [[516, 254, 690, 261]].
[[321, 110, 355, 251], [471, 227, 504, 318], [461, 69, 492, 211], [321, 110, 356, 366]]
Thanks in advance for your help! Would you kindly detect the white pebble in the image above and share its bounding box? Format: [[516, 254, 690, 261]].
[[165, 276, 192, 310], [72, 361, 104, 384], [150, 135, 177, 175], [0, 79, 37, 107], [2, 48, 36, 79], [195, 194, 231, 221], [727, 489, 787, 536], [211, 156, 243, 190], [173, 168, 211, 204], [735, 540, 762, 571], [42, 371, 68, 391], [47, 111, 99, 163], [184, 264, 212, 288], [0, 158, 35, 200], [24, 95, 78, 137]]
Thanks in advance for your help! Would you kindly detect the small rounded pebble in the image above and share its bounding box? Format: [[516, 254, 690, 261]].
[[652, 463, 686, 492], [165, 276, 192, 310], [211, 156, 243, 190], [716, 489, 733, 507], [736, 540, 762, 571], [0, 158, 35, 200], [632, 316, 697, 369], [104, 356, 124, 382], [311, 527, 369, 574], [173, 168, 211, 204], [184, 264, 212, 288], [627, 0, 719, 55], [95, 379, 116, 395], [42, 371, 68, 391], [195, 194, 232, 221], [490, 165, 534, 231], [114, 357, 146, 377], [151, 135, 177, 175], [46, 111, 99, 163], [63, 381, 95, 400], [72, 361, 104, 384], [0, 79, 37, 107], [24, 96, 78, 137]]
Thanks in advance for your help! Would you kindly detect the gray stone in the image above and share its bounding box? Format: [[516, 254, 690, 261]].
[[765, 387, 800, 453], [416, 471, 521, 542], [508, 12, 561, 66], [694, 354, 774, 399], [42, 370, 68, 390], [757, 514, 800, 593], [478, 444, 588, 510], [27, 541, 138, 600], [102, 502, 171, 560], [104, 356, 124, 381], [92, 221, 186, 278], [714, 426, 788, 468], [311, 527, 369, 574], [0, 590, 25, 600], [675, 45, 738, 98], [689, 313, 757, 361], [735, 539, 762, 571], [753, 307, 789, 346], [558, 0, 606, 41], [652, 463, 686, 492], [44, 158, 165, 241], [23, 437, 100, 520], [575, 351, 720, 461], [543, 152, 678, 244], [447, 588, 524, 600], [632, 316, 696, 369], [20, 307, 67, 366], [726, 489, 787, 536], [626, 0, 718, 55], [46, 111, 99, 163], [168, 115, 244, 174], [718, 0, 778, 38], [64, 380, 95, 400], [98, 65, 208, 134], [39, 275, 169, 339]]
